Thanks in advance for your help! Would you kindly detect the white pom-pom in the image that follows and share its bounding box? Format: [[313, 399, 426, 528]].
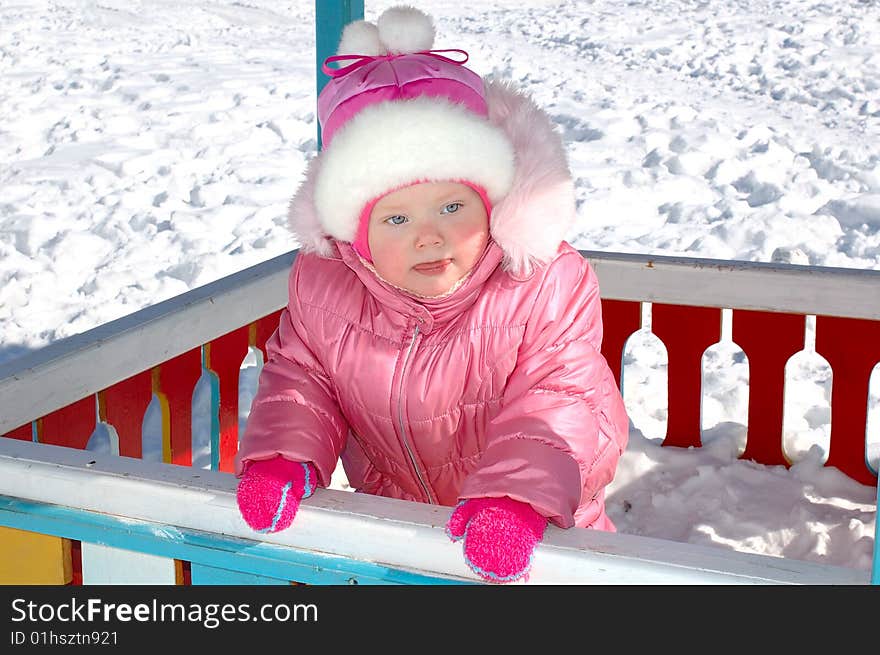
[[337, 20, 383, 55], [377, 6, 435, 54]]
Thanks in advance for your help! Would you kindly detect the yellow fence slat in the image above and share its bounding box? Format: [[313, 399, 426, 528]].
[[0, 526, 72, 584]]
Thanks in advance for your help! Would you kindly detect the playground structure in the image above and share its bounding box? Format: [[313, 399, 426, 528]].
[[0, 2, 877, 585]]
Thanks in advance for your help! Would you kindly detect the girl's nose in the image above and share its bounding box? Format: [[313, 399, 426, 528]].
[[415, 223, 444, 249]]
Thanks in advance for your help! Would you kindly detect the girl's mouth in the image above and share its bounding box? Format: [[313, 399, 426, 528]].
[[412, 259, 452, 275]]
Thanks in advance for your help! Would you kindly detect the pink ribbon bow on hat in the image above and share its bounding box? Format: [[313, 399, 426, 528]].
[[322, 48, 472, 78]]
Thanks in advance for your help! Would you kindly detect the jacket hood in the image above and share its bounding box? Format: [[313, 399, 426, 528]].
[[288, 78, 576, 279]]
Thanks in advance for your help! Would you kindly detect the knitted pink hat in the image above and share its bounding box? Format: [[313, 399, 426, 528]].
[[312, 6, 515, 259]]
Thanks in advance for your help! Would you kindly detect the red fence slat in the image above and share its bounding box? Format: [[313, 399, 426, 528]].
[[154, 348, 202, 466], [2, 424, 33, 441], [815, 315, 880, 485], [99, 370, 153, 459], [652, 304, 722, 449], [600, 299, 641, 390], [733, 309, 805, 467], [251, 310, 283, 362], [206, 327, 250, 473], [38, 397, 97, 450]]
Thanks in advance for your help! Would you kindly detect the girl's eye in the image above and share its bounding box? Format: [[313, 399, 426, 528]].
[[385, 215, 408, 226], [442, 202, 462, 214]]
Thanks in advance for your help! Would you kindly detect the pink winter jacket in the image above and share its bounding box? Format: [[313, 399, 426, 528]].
[[234, 79, 630, 530]]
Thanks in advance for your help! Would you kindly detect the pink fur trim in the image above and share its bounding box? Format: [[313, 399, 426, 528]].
[[485, 79, 576, 279], [288, 155, 335, 257]]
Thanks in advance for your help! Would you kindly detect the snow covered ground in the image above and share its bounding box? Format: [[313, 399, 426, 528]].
[[1, 0, 877, 572]]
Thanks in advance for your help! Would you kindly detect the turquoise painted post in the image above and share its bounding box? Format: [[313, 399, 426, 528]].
[[315, 0, 365, 150]]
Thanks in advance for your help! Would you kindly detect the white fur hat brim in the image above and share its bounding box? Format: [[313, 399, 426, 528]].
[[313, 96, 516, 243]]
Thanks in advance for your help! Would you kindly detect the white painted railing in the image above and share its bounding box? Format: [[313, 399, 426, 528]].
[[587, 250, 880, 319], [0, 438, 869, 584], [0, 250, 294, 436]]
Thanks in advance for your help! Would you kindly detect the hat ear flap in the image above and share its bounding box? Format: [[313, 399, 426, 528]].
[[337, 20, 384, 56]]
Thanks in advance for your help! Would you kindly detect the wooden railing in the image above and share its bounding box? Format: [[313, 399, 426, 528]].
[[0, 249, 878, 584], [0, 436, 871, 585]]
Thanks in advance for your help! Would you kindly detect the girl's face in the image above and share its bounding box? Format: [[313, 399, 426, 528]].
[[367, 181, 490, 297]]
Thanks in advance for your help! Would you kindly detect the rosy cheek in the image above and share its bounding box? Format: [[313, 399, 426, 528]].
[[461, 225, 489, 252], [371, 238, 411, 281]]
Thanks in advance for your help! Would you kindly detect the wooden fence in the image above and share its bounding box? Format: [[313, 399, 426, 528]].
[[0, 249, 877, 584]]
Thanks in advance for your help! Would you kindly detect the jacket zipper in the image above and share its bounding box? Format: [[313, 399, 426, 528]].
[[397, 324, 435, 504]]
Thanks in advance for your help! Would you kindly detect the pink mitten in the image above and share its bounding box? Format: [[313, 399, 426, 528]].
[[446, 497, 548, 583], [236, 457, 317, 533]]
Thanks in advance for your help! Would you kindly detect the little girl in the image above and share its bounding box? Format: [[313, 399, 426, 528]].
[[234, 6, 630, 583]]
